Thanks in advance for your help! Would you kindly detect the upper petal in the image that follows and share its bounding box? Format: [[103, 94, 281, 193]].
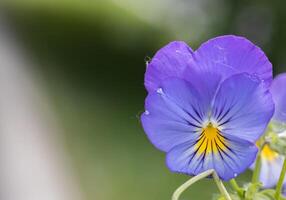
[[270, 73, 286, 122], [144, 41, 193, 92], [144, 35, 272, 98], [211, 73, 274, 142], [141, 78, 208, 152], [190, 35, 273, 87]]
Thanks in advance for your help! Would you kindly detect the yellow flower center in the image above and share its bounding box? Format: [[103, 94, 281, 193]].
[[261, 144, 278, 161], [195, 123, 227, 155]]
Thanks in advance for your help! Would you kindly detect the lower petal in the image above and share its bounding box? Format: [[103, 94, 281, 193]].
[[166, 135, 257, 181]]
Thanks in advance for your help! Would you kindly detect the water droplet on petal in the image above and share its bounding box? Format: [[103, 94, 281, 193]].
[[234, 173, 237, 177], [157, 88, 163, 94], [245, 73, 261, 83], [145, 110, 150, 115]]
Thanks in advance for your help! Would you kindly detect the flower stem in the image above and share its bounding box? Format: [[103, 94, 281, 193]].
[[275, 158, 286, 200], [212, 171, 232, 200], [230, 179, 244, 198], [252, 146, 262, 183], [172, 169, 231, 200]]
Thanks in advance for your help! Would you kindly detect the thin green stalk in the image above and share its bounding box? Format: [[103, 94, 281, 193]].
[[252, 146, 263, 183], [275, 158, 286, 200], [172, 169, 231, 200], [230, 179, 244, 198], [212, 171, 232, 200]]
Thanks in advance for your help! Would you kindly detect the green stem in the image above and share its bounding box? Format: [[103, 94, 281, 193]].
[[275, 158, 286, 200], [212, 171, 232, 200], [172, 169, 231, 200], [172, 170, 212, 200], [252, 146, 262, 183], [230, 179, 244, 198]]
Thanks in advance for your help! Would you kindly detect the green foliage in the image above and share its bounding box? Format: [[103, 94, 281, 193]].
[[267, 131, 286, 156], [244, 182, 262, 200], [258, 189, 286, 200], [271, 121, 286, 133], [214, 193, 240, 200], [215, 183, 286, 200]]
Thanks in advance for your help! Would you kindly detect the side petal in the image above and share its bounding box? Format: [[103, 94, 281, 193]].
[[212, 73, 274, 142], [144, 41, 193, 92], [166, 135, 258, 181], [141, 78, 208, 152], [191, 35, 273, 87], [270, 73, 286, 122]]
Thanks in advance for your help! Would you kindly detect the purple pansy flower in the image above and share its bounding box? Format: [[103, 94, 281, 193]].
[[141, 35, 274, 181], [254, 73, 286, 188], [257, 143, 285, 188]]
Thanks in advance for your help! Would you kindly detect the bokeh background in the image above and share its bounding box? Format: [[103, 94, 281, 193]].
[[0, 0, 286, 200]]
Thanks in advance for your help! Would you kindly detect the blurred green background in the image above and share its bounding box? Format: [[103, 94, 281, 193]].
[[2, 0, 286, 199]]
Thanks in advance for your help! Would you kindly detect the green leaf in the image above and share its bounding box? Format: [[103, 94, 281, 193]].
[[267, 132, 286, 156], [253, 193, 274, 200], [271, 121, 286, 133], [258, 188, 286, 200], [257, 189, 276, 200], [244, 182, 263, 200], [213, 193, 240, 200], [214, 186, 286, 200]]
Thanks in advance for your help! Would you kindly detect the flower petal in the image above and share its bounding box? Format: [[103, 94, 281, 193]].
[[211, 73, 274, 142], [141, 78, 208, 152], [259, 156, 285, 188], [191, 35, 273, 87], [270, 73, 286, 122], [166, 135, 257, 181], [183, 64, 222, 111], [144, 41, 193, 92]]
